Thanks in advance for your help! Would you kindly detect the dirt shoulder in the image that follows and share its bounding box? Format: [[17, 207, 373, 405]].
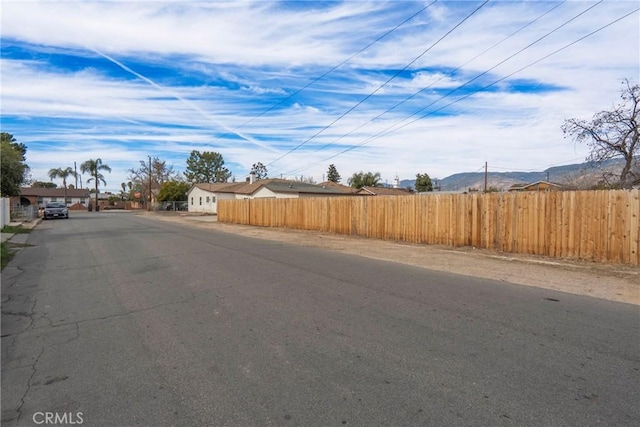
[[146, 213, 639, 305]]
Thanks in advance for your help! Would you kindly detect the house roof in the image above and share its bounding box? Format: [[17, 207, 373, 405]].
[[189, 179, 351, 196], [317, 181, 358, 193], [238, 179, 351, 196], [20, 187, 91, 197], [189, 182, 247, 194], [356, 186, 413, 196]]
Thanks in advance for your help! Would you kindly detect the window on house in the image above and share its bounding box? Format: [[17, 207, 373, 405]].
[[66, 198, 72, 204], [51, 197, 57, 202], [199, 197, 202, 205], [206, 196, 210, 203], [212, 196, 216, 203], [80, 198, 86, 204], [191, 197, 193, 205]]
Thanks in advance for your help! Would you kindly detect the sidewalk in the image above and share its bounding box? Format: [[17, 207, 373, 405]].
[[1, 219, 40, 243]]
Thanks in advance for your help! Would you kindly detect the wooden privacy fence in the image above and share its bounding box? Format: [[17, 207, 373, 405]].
[[218, 190, 640, 265]]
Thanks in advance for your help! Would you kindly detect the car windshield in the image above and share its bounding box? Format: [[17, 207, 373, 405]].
[[46, 203, 66, 208]]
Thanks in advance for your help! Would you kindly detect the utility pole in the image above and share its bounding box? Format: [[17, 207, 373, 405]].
[[484, 161, 488, 193], [148, 156, 152, 211]]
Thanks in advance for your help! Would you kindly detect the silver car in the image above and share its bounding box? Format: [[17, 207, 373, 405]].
[[43, 202, 69, 219]]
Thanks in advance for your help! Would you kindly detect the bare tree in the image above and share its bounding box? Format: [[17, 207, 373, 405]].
[[562, 79, 639, 188], [128, 157, 178, 204], [250, 162, 268, 180], [294, 175, 316, 184]]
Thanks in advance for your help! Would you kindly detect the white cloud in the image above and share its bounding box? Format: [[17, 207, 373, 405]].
[[1, 0, 638, 190]]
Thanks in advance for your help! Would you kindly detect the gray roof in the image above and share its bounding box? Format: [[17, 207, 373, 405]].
[[190, 182, 247, 194], [20, 187, 91, 197], [190, 179, 350, 196]]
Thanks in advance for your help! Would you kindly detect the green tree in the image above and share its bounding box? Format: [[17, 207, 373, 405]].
[[414, 173, 433, 192], [157, 181, 190, 202], [184, 150, 231, 183], [1, 132, 27, 159], [1, 133, 30, 196], [347, 171, 382, 189], [251, 162, 268, 180], [107, 194, 121, 205], [562, 79, 639, 188], [32, 181, 58, 189], [80, 158, 111, 211], [326, 164, 341, 183], [48, 166, 78, 204]]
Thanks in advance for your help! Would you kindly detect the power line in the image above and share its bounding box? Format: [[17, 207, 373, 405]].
[[218, 1, 437, 146], [391, 2, 633, 134], [361, 0, 604, 145], [267, 0, 490, 168], [282, 4, 638, 176], [276, 0, 567, 173]]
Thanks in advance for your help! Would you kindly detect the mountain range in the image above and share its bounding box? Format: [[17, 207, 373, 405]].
[[399, 159, 627, 192]]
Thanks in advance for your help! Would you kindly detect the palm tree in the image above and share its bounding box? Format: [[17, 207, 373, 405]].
[[80, 158, 111, 211], [48, 166, 77, 206], [347, 171, 382, 189], [120, 182, 128, 201]]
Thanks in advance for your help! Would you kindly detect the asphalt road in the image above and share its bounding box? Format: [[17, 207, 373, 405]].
[[2, 212, 638, 426]]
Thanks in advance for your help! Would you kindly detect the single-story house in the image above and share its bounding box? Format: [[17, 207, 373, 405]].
[[355, 186, 414, 196], [187, 179, 353, 214], [187, 182, 247, 214], [234, 179, 354, 199], [508, 181, 565, 192], [12, 187, 92, 210]]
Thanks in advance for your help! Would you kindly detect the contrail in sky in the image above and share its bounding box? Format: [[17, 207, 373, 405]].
[[89, 47, 276, 152]]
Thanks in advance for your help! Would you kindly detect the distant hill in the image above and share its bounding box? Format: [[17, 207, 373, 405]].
[[400, 159, 627, 192]]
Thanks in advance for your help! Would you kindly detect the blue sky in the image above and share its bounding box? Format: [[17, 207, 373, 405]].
[[1, 0, 639, 191]]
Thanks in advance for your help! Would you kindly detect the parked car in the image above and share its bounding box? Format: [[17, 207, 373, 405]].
[[43, 202, 69, 219]]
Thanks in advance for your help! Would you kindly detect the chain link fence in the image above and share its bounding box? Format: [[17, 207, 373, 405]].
[[154, 201, 189, 212], [11, 204, 38, 222]]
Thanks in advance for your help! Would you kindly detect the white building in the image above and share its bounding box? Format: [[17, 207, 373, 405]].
[[187, 183, 246, 214], [187, 179, 352, 214]]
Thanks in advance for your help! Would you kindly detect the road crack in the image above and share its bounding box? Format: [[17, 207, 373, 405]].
[[15, 347, 45, 424]]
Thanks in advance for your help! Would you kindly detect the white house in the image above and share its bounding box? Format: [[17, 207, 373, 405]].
[[187, 179, 352, 214], [187, 183, 246, 214]]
